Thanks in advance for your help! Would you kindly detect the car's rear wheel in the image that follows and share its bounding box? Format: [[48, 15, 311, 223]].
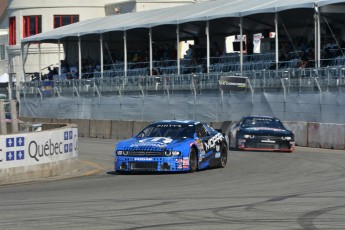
[[189, 148, 198, 173], [218, 146, 227, 168]]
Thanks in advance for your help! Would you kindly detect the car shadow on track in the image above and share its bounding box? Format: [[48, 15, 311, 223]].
[[106, 171, 189, 175], [106, 166, 225, 175]]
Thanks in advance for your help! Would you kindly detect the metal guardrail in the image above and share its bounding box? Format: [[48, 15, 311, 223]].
[[19, 66, 345, 97]]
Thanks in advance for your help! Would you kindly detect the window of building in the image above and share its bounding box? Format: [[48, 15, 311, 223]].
[[54, 15, 79, 28], [0, 45, 5, 60], [23, 15, 42, 38], [9, 17, 16, 45]]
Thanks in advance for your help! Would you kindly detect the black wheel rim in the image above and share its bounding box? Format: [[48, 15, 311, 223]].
[[221, 150, 227, 167]]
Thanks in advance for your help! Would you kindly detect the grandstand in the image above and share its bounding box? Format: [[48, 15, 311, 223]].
[[18, 0, 345, 124]]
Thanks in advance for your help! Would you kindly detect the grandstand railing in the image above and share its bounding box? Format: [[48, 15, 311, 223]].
[[20, 66, 345, 98]]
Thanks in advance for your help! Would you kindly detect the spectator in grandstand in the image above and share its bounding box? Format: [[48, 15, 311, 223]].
[[323, 38, 337, 50], [152, 67, 161, 75], [321, 47, 333, 67], [171, 45, 177, 60], [145, 67, 161, 76], [194, 47, 202, 64], [47, 66, 58, 80], [60, 59, 69, 73], [185, 44, 194, 59], [70, 67, 79, 79], [307, 49, 315, 67], [278, 50, 291, 68], [162, 43, 171, 60], [212, 42, 223, 57], [297, 51, 310, 68], [184, 44, 199, 66], [246, 37, 253, 55], [132, 53, 140, 62]]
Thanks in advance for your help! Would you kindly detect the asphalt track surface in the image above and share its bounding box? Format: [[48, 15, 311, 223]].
[[1, 137, 345, 230]]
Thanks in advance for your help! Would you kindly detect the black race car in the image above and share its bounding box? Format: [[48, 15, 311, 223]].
[[229, 115, 295, 152]]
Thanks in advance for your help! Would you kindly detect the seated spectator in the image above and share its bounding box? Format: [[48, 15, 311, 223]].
[[152, 67, 161, 75], [133, 53, 140, 62], [307, 49, 315, 67], [47, 66, 58, 80], [60, 59, 70, 73], [70, 67, 78, 79], [213, 42, 223, 57], [185, 44, 194, 59], [297, 52, 310, 68]]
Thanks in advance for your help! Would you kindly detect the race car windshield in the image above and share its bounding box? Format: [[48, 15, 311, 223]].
[[137, 124, 196, 138], [241, 118, 285, 129]]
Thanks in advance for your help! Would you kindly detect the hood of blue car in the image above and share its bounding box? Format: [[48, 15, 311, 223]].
[[241, 127, 292, 136], [117, 137, 191, 151]]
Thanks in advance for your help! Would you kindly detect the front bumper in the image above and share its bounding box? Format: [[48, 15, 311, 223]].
[[238, 138, 295, 152], [115, 156, 190, 172]]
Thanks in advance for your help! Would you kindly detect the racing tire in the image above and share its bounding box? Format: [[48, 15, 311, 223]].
[[229, 135, 239, 151], [218, 146, 227, 168], [115, 170, 128, 175], [189, 148, 198, 173], [233, 137, 240, 151]]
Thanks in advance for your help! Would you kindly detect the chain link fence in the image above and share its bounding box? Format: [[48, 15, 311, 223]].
[[18, 67, 345, 124]]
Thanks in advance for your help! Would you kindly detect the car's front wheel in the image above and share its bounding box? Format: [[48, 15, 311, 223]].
[[189, 148, 198, 173], [218, 146, 227, 168]]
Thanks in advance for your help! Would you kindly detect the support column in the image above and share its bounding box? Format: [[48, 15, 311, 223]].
[[206, 21, 210, 74], [38, 42, 42, 80], [315, 4, 321, 68], [78, 37, 82, 79], [275, 13, 279, 70], [20, 43, 25, 82], [176, 25, 180, 75], [100, 34, 104, 78], [10, 100, 18, 133], [58, 40, 61, 75], [124, 31, 127, 77], [149, 28, 153, 76], [239, 17, 243, 73]]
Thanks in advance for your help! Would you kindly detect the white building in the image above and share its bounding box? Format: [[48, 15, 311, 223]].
[[0, 0, 203, 83]]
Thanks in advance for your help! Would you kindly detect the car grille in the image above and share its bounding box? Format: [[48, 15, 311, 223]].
[[128, 151, 165, 156], [254, 143, 277, 149], [247, 142, 289, 149], [255, 135, 282, 140], [130, 162, 158, 171]]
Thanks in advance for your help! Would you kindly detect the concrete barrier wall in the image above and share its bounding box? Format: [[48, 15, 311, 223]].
[[307, 123, 345, 149], [0, 124, 78, 184], [18, 117, 345, 150], [71, 119, 90, 137], [283, 121, 308, 147], [89, 120, 112, 139], [111, 121, 134, 139]]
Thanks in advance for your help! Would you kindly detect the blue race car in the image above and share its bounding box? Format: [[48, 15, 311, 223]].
[[114, 120, 228, 173]]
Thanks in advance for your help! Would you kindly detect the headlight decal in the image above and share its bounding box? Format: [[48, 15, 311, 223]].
[[116, 150, 128, 156], [165, 150, 181, 156]]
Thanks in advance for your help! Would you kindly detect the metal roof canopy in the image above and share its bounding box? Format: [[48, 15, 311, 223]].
[[20, 0, 345, 44]]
